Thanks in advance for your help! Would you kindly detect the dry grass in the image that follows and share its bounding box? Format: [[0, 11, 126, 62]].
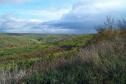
[[0, 18, 126, 84]]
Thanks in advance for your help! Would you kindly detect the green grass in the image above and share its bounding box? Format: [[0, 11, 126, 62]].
[[0, 27, 125, 84], [0, 34, 90, 70], [22, 28, 126, 84]]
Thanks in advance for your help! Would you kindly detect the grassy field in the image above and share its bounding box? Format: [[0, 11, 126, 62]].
[[0, 20, 126, 84], [0, 34, 93, 83]]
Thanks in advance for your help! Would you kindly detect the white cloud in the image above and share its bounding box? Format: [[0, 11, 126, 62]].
[[63, 0, 126, 22], [72, 0, 126, 14], [0, 15, 75, 33], [18, 8, 71, 22], [25, 25, 75, 34], [0, 3, 74, 33], [57, 0, 126, 33], [0, 0, 31, 3], [0, 0, 126, 34]]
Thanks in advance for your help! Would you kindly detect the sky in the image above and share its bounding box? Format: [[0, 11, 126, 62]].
[[0, 0, 126, 34], [0, 0, 76, 22]]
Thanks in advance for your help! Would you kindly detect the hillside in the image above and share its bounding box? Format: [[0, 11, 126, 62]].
[[0, 22, 125, 84], [0, 34, 92, 81]]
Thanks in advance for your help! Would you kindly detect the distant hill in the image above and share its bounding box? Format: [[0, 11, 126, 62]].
[[0, 34, 37, 48]]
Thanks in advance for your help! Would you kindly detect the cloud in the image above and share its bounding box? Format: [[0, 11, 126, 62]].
[[53, 0, 126, 33], [0, 2, 73, 33], [0, 0, 126, 34], [7, 7, 71, 22], [0, 15, 75, 34], [0, 0, 31, 4], [16, 8, 71, 22], [64, 0, 126, 21], [73, 0, 125, 11]]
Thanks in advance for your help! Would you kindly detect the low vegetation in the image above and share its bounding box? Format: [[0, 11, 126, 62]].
[[0, 18, 126, 84]]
